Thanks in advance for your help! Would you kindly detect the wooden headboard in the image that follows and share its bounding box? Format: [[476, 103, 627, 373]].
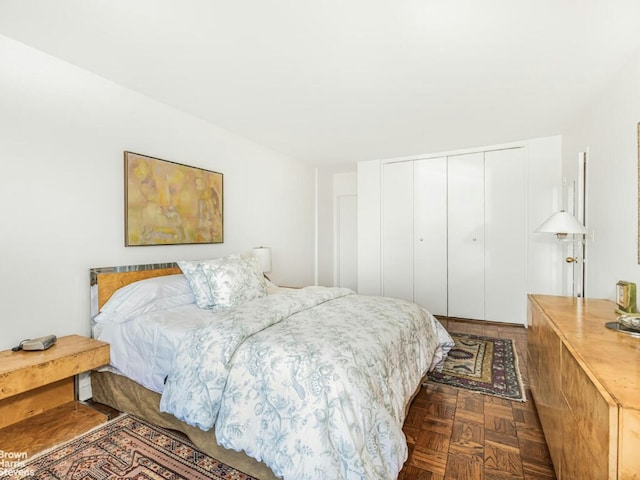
[[90, 262, 182, 313]]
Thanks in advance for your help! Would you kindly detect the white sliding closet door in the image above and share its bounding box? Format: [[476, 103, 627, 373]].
[[382, 161, 413, 302], [414, 157, 448, 315], [485, 148, 526, 323], [381, 149, 527, 322], [448, 153, 485, 320]]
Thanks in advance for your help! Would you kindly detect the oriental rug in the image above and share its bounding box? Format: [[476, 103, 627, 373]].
[[426, 332, 526, 402], [1, 414, 257, 480]]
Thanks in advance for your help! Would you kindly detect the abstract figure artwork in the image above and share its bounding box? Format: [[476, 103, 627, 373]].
[[124, 151, 223, 246]]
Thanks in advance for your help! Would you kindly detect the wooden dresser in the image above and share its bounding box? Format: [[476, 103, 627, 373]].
[[528, 295, 640, 480]]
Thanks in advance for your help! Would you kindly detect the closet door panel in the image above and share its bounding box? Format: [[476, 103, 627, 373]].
[[448, 153, 485, 320], [414, 157, 448, 315], [382, 162, 414, 302], [485, 148, 526, 323]]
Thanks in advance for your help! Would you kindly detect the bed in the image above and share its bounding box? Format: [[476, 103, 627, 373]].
[[89, 255, 453, 480]]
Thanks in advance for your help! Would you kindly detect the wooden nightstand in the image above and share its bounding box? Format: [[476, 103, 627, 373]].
[[0, 335, 110, 456]]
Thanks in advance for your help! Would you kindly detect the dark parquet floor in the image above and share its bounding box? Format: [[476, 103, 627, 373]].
[[398, 317, 556, 480]]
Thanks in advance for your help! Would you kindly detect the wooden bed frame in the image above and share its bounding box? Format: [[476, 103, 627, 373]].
[[89, 262, 279, 480]]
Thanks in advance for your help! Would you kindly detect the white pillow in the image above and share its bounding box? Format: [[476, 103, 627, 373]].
[[202, 254, 267, 309], [177, 258, 221, 308], [179, 253, 267, 310], [94, 274, 195, 323]]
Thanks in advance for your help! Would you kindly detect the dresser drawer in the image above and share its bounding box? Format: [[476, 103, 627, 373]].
[[560, 343, 616, 479]]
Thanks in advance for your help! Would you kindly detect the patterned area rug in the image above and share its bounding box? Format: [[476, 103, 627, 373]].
[[1, 414, 258, 480], [427, 332, 526, 402]]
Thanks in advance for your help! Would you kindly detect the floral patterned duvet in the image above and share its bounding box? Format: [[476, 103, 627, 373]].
[[160, 286, 453, 480]]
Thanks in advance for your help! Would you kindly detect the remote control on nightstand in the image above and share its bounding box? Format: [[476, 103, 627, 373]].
[[12, 335, 57, 351]]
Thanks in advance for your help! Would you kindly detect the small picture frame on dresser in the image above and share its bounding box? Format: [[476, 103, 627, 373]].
[[616, 280, 637, 314]]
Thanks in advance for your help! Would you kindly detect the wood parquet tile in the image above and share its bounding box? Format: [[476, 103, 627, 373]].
[[399, 317, 557, 480]]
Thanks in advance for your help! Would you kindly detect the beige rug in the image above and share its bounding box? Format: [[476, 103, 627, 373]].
[[1, 414, 258, 479]]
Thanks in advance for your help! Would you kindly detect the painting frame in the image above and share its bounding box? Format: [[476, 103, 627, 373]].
[[124, 151, 223, 246]]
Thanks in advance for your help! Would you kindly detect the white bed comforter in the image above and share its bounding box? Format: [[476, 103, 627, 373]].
[[160, 286, 452, 480]]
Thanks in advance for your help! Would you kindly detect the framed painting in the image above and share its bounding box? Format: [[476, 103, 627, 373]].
[[124, 151, 223, 246]]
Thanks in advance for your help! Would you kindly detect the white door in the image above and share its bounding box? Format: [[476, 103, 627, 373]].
[[337, 194, 358, 291], [414, 157, 448, 315], [382, 161, 414, 302], [485, 148, 526, 323], [448, 153, 485, 319]]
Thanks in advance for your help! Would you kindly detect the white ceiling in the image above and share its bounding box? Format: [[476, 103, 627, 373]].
[[2, 1, 640, 170]]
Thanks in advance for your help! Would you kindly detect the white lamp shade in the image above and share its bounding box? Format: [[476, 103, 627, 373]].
[[535, 211, 588, 235], [252, 246, 272, 273]]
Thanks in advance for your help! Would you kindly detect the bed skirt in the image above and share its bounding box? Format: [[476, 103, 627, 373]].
[[91, 371, 279, 480]]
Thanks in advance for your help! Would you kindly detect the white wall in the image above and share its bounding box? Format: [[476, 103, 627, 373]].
[[0, 35, 315, 351], [527, 136, 566, 296], [316, 170, 358, 288], [357, 160, 382, 295], [562, 48, 640, 300]]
